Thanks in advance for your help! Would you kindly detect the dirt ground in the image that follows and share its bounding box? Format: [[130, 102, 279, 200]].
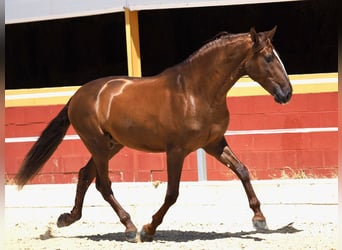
[[4, 180, 338, 249], [5, 217, 337, 250]]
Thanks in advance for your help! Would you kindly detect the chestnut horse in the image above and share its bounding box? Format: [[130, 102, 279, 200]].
[[15, 27, 292, 242]]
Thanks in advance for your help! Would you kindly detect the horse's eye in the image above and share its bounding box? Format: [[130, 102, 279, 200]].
[[265, 54, 273, 63]]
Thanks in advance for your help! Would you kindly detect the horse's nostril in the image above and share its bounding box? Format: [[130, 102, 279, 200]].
[[286, 91, 292, 101]]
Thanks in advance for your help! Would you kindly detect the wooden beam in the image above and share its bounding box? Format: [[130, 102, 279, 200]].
[[124, 8, 141, 77]]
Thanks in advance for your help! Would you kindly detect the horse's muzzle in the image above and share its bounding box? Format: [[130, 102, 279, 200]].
[[274, 85, 292, 104]]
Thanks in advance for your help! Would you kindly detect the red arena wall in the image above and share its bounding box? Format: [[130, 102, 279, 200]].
[[5, 73, 338, 184]]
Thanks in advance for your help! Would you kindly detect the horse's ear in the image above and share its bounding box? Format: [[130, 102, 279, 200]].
[[267, 26, 277, 41], [250, 27, 259, 48]]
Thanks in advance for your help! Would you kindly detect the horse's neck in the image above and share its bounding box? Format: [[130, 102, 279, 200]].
[[179, 38, 250, 104]]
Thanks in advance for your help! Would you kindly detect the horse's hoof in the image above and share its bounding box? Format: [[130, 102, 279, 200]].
[[125, 230, 139, 243], [57, 213, 76, 228], [139, 227, 154, 242], [253, 219, 269, 231]]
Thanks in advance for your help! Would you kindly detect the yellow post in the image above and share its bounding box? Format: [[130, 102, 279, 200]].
[[124, 8, 142, 77]]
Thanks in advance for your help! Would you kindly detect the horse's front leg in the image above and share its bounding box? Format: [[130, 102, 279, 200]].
[[204, 138, 268, 231], [140, 147, 185, 242]]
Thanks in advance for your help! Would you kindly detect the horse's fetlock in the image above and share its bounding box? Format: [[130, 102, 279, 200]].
[[249, 197, 261, 209], [120, 213, 131, 224], [71, 212, 82, 221]]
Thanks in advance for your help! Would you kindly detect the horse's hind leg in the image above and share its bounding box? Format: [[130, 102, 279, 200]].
[[57, 158, 96, 227], [204, 138, 268, 231], [93, 154, 138, 242]]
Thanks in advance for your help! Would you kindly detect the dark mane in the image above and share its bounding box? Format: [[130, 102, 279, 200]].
[[185, 32, 249, 63], [212, 31, 230, 40]]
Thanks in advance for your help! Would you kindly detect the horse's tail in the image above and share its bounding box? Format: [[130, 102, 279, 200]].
[[15, 101, 71, 189]]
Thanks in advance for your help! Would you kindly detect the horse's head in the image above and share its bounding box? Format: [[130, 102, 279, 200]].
[[244, 26, 292, 104]]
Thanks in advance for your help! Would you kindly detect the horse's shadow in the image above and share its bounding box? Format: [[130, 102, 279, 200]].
[[68, 222, 301, 243]]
